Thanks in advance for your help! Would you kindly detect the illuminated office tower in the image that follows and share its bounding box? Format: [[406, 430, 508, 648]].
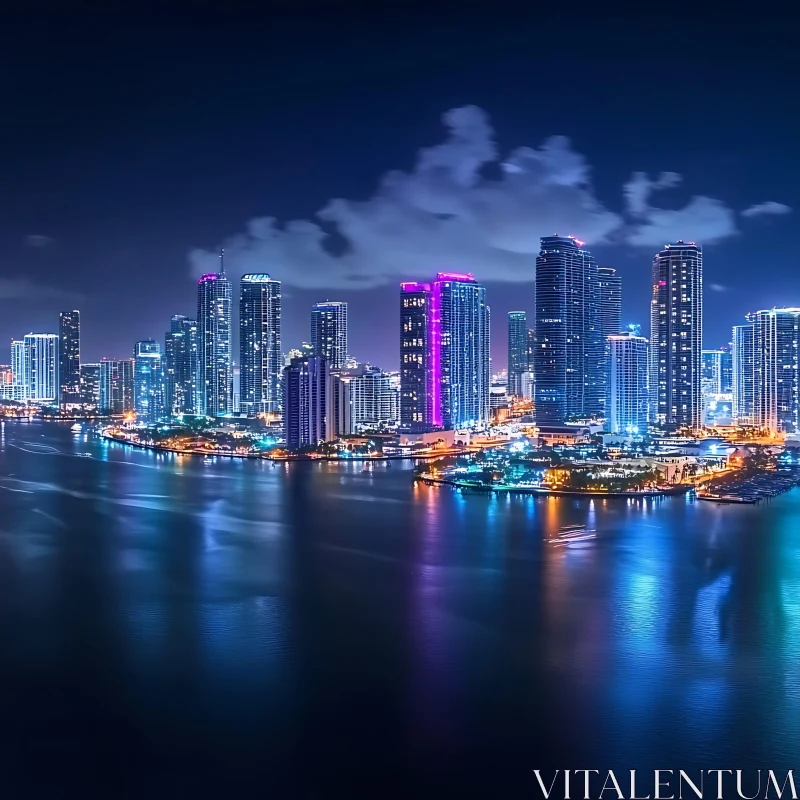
[[311, 302, 347, 369], [197, 254, 232, 417], [59, 310, 81, 406], [11, 339, 26, 397], [598, 267, 622, 418], [507, 311, 528, 398], [732, 323, 755, 426], [720, 344, 733, 393], [534, 235, 603, 424], [750, 308, 800, 434], [79, 363, 101, 407], [23, 333, 59, 403], [399, 272, 490, 431], [133, 339, 164, 423], [350, 367, 398, 431], [283, 356, 329, 449], [165, 315, 199, 416], [701, 349, 724, 394], [99, 359, 134, 414], [649, 241, 703, 429], [607, 332, 649, 435], [240, 274, 282, 415]]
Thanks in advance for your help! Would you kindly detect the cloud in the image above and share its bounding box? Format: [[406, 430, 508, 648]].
[[708, 283, 730, 293], [0, 278, 82, 302], [24, 234, 55, 248], [189, 106, 741, 288], [623, 172, 737, 247], [741, 201, 791, 218]]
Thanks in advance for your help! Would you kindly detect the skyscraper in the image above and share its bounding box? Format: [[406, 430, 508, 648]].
[[59, 311, 81, 406], [507, 311, 528, 398], [11, 339, 26, 397], [79, 363, 101, 407], [607, 332, 649, 435], [311, 302, 348, 369], [133, 339, 164, 423], [399, 272, 490, 431], [350, 367, 399, 431], [750, 308, 800, 434], [197, 256, 232, 417], [23, 334, 59, 403], [283, 356, 329, 450], [720, 344, 733, 393], [99, 359, 134, 414], [533, 235, 603, 424], [598, 267, 622, 417], [165, 315, 199, 416], [732, 323, 755, 426], [240, 274, 282, 415], [649, 241, 703, 430], [701, 349, 724, 394]]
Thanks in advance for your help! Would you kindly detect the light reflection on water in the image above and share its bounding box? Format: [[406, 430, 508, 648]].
[[2, 421, 800, 790]]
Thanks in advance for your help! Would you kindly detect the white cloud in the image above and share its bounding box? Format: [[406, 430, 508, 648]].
[[24, 234, 55, 248], [708, 283, 730, 293], [189, 106, 743, 287], [741, 201, 791, 218]]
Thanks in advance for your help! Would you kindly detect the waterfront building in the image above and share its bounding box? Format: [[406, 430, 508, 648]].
[[99, 359, 134, 415], [598, 267, 622, 417], [10, 339, 27, 399], [283, 356, 329, 450], [58, 311, 81, 406], [0, 383, 26, 401], [239, 274, 282, 415], [197, 256, 232, 417], [23, 333, 59, 403], [79, 363, 101, 407], [607, 332, 649, 435], [133, 340, 164, 424], [732, 323, 755, 426], [749, 308, 800, 434], [326, 371, 353, 438], [0, 365, 11, 385], [720, 344, 733, 393], [350, 367, 399, 431], [520, 371, 535, 401], [533, 235, 603, 425], [702, 349, 724, 394], [311, 302, 347, 370], [649, 241, 703, 430], [399, 272, 490, 432], [507, 311, 528, 397], [165, 315, 199, 416]]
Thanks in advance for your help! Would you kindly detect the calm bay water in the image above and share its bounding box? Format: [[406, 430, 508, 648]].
[[1, 421, 800, 795]]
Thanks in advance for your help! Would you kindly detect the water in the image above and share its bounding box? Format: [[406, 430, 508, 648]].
[[1, 421, 799, 795]]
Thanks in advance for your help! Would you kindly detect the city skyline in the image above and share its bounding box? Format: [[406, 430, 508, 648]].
[[2, 13, 795, 369]]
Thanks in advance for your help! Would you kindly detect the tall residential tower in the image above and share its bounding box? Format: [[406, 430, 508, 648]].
[[507, 311, 528, 398], [311, 302, 347, 369], [59, 311, 81, 406], [197, 255, 232, 417]]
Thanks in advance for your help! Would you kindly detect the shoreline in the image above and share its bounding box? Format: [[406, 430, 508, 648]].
[[416, 474, 693, 499]]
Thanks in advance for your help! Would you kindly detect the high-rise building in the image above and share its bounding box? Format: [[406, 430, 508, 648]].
[[399, 272, 490, 431], [165, 315, 199, 416], [133, 339, 164, 423], [507, 311, 528, 397], [58, 311, 81, 406], [326, 372, 353, 439], [283, 356, 329, 450], [701, 349, 724, 394], [749, 308, 800, 434], [311, 302, 348, 369], [79, 363, 101, 407], [533, 235, 603, 424], [607, 333, 649, 435], [350, 367, 399, 431], [11, 339, 26, 398], [598, 267, 622, 417], [240, 274, 282, 415], [720, 344, 733, 393], [649, 241, 703, 430], [732, 323, 755, 427], [197, 258, 232, 417], [99, 359, 134, 414], [23, 334, 59, 403]]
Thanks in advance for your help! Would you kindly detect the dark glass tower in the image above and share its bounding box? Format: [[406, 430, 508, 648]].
[[197, 254, 232, 417], [399, 282, 434, 431], [165, 315, 199, 416], [311, 302, 347, 369], [99, 359, 133, 414], [507, 311, 528, 397], [240, 274, 282, 415], [283, 356, 328, 450], [533, 235, 602, 424], [59, 310, 81, 406], [649, 241, 703, 430]]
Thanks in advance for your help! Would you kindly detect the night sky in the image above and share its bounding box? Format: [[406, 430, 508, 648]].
[[2, 5, 798, 369]]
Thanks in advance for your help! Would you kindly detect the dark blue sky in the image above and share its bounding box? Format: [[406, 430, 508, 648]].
[[1, 5, 798, 368]]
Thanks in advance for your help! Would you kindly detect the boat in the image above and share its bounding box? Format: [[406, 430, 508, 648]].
[[70, 423, 82, 433]]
